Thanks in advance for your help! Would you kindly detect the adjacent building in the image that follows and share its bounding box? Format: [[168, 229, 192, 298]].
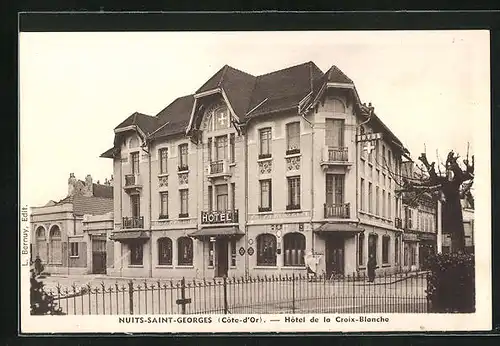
[[442, 196, 475, 254], [101, 61, 410, 279], [31, 174, 114, 275]]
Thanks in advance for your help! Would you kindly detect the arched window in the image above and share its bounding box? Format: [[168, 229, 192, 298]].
[[332, 98, 346, 113], [256, 234, 277, 266], [49, 226, 62, 264], [129, 135, 140, 148], [283, 233, 306, 266], [35, 227, 47, 263], [158, 237, 173, 265], [177, 237, 193, 266], [206, 105, 230, 132]]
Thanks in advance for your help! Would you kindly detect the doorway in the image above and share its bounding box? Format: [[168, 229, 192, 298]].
[[215, 239, 229, 277], [325, 235, 345, 277], [91, 237, 107, 274]]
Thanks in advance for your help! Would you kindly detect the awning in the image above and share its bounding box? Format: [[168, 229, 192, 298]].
[[314, 223, 364, 234], [109, 231, 150, 242], [189, 226, 244, 240]]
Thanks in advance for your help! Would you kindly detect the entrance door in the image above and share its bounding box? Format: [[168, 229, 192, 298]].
[[216, 239, 229, 277], [325, 235, 344, 277], [92, 238, 107, 274]]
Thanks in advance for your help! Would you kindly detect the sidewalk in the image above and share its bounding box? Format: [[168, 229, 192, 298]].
[[354, 271, 429, 286]]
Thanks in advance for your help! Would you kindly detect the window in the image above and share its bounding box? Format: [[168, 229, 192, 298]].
[[131, 152, 140, 174], [375, 186, 380, 216], [368, 182, 373, 213], [395, 236, 400, 265], [325, 118, 345, 147], [286, 122, 300, 154], [259, 180, 272, 212], [376, 169, 380, 184], [382, 190, 386, 218], [256, 234, 277, 266], [213, 106, 230, 130], [231, 183, 236, 210], [208, 242, 214, 267], [159, 148, 168, 174], [388, 150, 392, 169], [382, 144, 386, 163], [179, 189, 189, 217], [208, 186, 213, 212], [382, 173, 386, 186], [35, 227, 47, 263], [215, 135, 228, 161], [158, 237, 172, 265], [358, 233, 365, 266], [368, 234, 378, 260], [160, 192, 168, 218], [178, 144, 188, 170], [230, 133, 235, 163], [283, 233, 305, 266], [208, 138, 212, 161], [326, 174, 344, 205], [131, 194, 140, 218], [360, 178, 365, 211], [287, 176, 301, 209], [259, 128, 272, 158], [130, 242, 143, 265], [230, 239, 237, 266], [388, 192, 392, 219], [405, 207, 412, 229], [382, 236, 390, 264], [49, 226, 62, 264], [215, 184, 228, 211], [70, 242, 79, 257], [177, 237, 193, 266]]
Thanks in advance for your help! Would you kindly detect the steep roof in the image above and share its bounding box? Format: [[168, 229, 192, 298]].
[[115, 112, 159, 135], [92, 183, 113, 199], [150, 94, 195, 140], [56, 195, 113, 216]]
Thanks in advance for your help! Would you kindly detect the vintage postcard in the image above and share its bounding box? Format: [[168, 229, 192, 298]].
[[20, 30, 491, 333]]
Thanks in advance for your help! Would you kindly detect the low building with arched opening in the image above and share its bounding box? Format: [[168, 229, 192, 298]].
[[30, 173, 113, 275]]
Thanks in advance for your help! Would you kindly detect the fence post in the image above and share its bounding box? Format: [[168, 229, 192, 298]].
[[292, 273, 296, 313], [128, 280, 134, 315], [223, 275, 228, 314], [181, 277, 186, 315]]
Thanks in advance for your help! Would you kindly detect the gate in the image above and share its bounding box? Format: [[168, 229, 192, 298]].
[[92, 238, 107, 274]]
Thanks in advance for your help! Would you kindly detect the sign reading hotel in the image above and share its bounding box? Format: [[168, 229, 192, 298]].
[[201, 210, 239, 224]]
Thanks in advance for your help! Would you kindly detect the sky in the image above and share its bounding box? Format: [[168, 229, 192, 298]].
[[19, 31, 490, 207]]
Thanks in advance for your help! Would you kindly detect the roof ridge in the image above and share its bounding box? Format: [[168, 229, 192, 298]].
[[256, 61, 314, 79], [217, 65, 229, 87]]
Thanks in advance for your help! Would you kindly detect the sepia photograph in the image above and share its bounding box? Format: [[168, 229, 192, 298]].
[[19, 30, 491, 333]]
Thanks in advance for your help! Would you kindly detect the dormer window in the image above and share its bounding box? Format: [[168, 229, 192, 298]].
[[207, 105, 231, 131]]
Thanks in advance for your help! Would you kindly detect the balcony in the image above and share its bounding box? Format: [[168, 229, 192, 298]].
[[324, 203, 350, 219], [201, 209, 239, 224], [320, 147, 352, 169], [122, 216, 144, 229], [123, 174, 142, 193], [207, 160, 232, 180], [395, 217, 403, 229]]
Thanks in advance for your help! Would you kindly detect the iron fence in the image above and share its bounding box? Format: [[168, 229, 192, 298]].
[[41, 271, 430, 315]]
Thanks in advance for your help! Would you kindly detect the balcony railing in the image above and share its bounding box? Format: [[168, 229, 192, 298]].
[[122, 216, 144, 229], [124, 174, 140, 187], [320, 147, 351, 169], [324, 203, 350, 219], [395, 217, 403, 229], [201, 209, 239, 224], [208, 160, 231, 176]]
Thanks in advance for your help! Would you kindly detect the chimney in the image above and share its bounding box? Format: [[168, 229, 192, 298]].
[[83, 174, 93, 197], [68, 173, 77, 196]]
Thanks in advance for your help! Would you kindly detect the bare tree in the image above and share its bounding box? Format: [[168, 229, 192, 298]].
[[397, 149, 474, 252]]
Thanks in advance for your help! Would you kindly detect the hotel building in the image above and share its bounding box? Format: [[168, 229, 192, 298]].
[[101, 61, 409, 279]]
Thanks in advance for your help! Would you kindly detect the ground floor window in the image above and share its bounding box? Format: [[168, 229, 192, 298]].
[[256, 233, 277, 266], [49, 226, 62, 264], [158, 237, 173, 265], [178, 237, 193, 266], [70, 242, 79, 257], [404, 242, 417, 267], [382, 235, 390, 264], [283, 232, 305, 266], [395, 236, 400, 265], [208, 241, 214, 267], [358, 233, 365, 266], [368, 233, 378, 261], [130, 242, 143, 265], [230, 239, 237, 267]]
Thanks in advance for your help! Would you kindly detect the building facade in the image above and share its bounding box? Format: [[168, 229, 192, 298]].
[[101, 62, 408, 279], [31, 174, 113, 275], [442, 197, 475, 254]]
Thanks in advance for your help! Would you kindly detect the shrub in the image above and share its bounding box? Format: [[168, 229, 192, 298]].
[[426, 251, 475, 313], [30, 270, 65, 315]]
